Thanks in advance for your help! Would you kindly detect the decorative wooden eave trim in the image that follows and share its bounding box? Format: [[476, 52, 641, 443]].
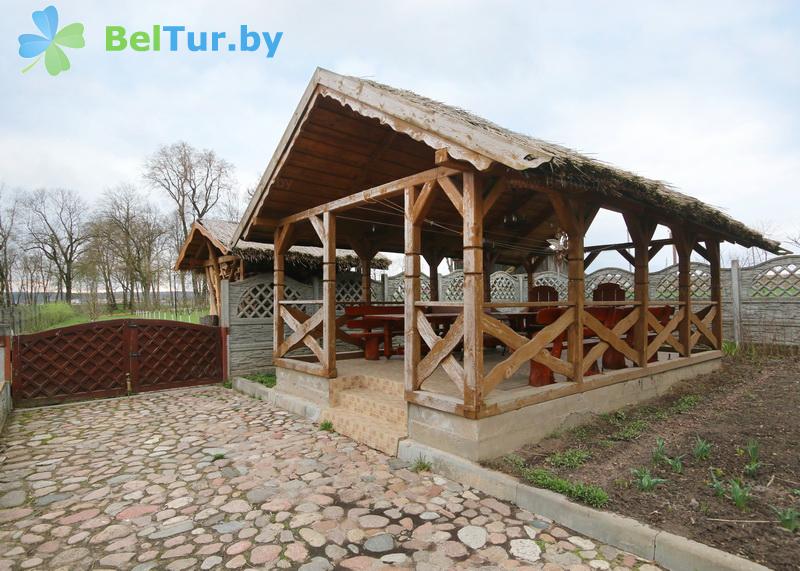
[[174, 222, 230, 271], [233, 67, 502, 245], [234, 72, 323, 244]]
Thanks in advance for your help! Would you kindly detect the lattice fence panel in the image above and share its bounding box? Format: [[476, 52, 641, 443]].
[[751, 263, 800, 297], [336, 276, 363, 311], [443, 271, 464, 301], [135, 322, 222, 390], [236, 282, 308, 319], [390, 275, 431, 302], [490, 272, 519, 301], [585, 269, 634, 300], [654, 264, 712, 299], [531, 272, 568, 301]]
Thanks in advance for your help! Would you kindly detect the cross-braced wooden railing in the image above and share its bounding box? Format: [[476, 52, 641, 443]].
[[481, 308, 575, 395], [414, 310, 464, 392]]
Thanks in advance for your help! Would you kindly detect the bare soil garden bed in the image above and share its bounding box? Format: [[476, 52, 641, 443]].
[[485, 355, 800, 570]]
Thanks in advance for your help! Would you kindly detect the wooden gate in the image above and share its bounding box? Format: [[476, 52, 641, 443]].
[[11, 319, 224, 407]]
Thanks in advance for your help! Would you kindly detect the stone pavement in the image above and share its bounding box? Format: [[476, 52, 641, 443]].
[[0, 386, 664, 570]]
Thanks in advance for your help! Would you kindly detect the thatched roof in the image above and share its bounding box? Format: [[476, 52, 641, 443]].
[[175, 219, 390, 272], [236, 68, 784, 254]]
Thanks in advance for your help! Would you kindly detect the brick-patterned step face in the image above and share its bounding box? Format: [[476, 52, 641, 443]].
[[319, 408, 405, 456], [337, 389, 406, 425], [322, 374, 407, 455], [330, 375, 404, 400]]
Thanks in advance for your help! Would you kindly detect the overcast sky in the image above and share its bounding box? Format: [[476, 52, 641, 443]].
[[2, 0, 798, 272]]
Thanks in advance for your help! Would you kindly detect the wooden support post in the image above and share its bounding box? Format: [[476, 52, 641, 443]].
[[673, 229, 695, 356], [567, 228, 585, 382], [423, 248, 444, 302], [273, 228, 286, 355], [625, 215, 657, 367], [707, 239, 723, 349], [462, 172, 484, 413], [549, 194, 597, 383], [404, 186, 422, 395], [348, 235, 379, 306], [359, 256, 372, 304], [731, 259, 742, 346], [322, 212, 337, 377]]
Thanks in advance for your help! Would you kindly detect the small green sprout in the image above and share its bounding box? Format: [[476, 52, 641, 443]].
[[652, 437, 668, 465], [709, 468, 726, 497], [729, 479, 751, 510], [411, 456, 432, 473], [772, 506, 799, 532], [632, 467, 666, 491], [693, 437, 712, 461], [319, 420, 334, 432], [665, 455, 685, 474]]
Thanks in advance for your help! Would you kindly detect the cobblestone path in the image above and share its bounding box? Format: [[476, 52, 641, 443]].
[[0, 386, 663, 570]]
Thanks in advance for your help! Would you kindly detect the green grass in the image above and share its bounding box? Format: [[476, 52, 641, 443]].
[[522, 468, 609, 508], [671, 394, 701, 414], [19, 304, 210, 333], [319, 420, 334, 432], [244, 373, 276, 388], [547, 448, 591, 470], [611, 419, 649, 441]]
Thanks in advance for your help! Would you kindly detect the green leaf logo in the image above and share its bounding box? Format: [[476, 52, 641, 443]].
[[18, 6, 85, 76]]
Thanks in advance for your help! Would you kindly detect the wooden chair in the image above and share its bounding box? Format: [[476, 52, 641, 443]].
[[529, 307, 564, 387]]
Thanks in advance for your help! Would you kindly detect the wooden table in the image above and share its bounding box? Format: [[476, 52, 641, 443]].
[[366, 311, 541, 359]]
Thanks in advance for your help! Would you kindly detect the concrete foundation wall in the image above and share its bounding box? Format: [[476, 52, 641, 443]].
[[408, 357, 722, 461], [275, 367, 332, 407]]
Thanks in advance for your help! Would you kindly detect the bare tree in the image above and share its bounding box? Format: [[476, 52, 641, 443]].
[[787, 231, 800, 252], [23, 189, 91, 303], [98, 185, 168, 309], [143, 141, 234, 239], [0, 184, 19, 306]]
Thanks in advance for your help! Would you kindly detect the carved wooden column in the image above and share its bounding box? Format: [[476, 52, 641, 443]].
[[404, 186, 422, 395], [359, 257, 372, 304], [462, 172, 484, 413], [273, 224, 294, 356], [673, 229, 695, 357], [422, 247, 444, 302], [322, 212, 337, 376], [625, 215, 657, 367], [549, 195, 597, 383]]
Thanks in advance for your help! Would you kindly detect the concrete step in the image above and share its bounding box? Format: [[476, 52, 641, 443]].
[[336, 388, 407, 425], [320, 407, 406, 456]]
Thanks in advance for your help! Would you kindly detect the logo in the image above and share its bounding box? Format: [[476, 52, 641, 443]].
[[18, 5, 85, 76]]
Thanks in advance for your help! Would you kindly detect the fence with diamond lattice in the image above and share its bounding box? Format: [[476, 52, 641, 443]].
[[225, 271, 383, 376], [11, 319, 223, 407]]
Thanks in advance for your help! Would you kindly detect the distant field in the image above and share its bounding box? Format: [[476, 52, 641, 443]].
[[3, 303, 210, 334]]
